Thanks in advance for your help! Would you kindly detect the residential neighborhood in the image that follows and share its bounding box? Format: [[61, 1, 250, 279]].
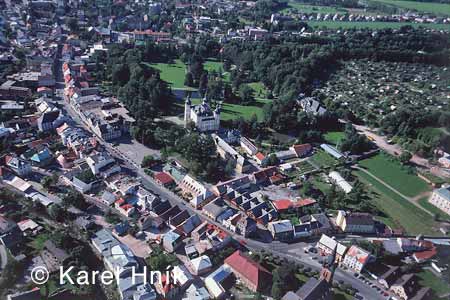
[[0, 0, 450, 300]]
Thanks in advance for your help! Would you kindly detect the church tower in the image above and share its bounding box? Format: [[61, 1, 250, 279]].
[[184, 96, 191, 128]]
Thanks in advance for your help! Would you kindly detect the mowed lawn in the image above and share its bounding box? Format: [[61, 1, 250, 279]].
[[355, 170, 438, 235], [358, 153, 430, 197], [146, 59, 229, 89], [324, 131, 345, 146], [417, 269, 450, 297], [307, 20, 450, 30], [369, 0, 450, 16], [181, 98, 271, 121]]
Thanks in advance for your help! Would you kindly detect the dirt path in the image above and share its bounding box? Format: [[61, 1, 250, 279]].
[[353, 165, 434, 216]]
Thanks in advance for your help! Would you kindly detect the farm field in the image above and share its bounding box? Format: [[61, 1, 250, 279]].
[[369, 0, 450, 16], [355, 170, 438, 235], [358, 153, 430, 197], [307, 20, 450, 30]]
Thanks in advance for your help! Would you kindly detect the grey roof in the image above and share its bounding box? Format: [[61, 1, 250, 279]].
[[435, 186, 450, 201], [203, 200, 227, 219], [295, 278, 331, 300]]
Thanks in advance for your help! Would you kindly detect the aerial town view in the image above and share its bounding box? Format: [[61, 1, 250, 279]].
[[1, 0, 450, 299]]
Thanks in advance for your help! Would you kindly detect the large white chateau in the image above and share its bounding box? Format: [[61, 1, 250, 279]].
[[184, 97, 220, 132]]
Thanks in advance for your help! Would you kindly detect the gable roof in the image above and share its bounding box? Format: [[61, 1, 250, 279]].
[[224, 250, 272, 290]]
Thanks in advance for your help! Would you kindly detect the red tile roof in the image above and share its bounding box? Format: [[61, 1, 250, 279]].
[[272, 199, 294, 211], [291, 143, 312, 157], [224, 250, 272, 291], [255, 152, 265, 161], [154, 172, 174, 185], [413, 247, 437, 262]]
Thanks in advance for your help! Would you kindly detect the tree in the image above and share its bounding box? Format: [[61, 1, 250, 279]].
[[238, 84, 254, 104], [141, 155, 156, 168], [41, 174, 58, 190], [199, 72, 208, 97], [48, 204, 66, 221], [399, 151, 412, 164], [264, 154, 279, 166], [184, 72, 194, 87], [63, 189, 87, 210]]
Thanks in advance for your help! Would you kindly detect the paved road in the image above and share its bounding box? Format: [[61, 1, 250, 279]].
[[353, 165, 433, 216]]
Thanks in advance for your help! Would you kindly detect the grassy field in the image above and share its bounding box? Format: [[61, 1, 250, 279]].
[[324, 131, 345, 146], [146, 59, 229, 90], [282, 1, 346, 13], [355, 170, 438, 235], [417, 269, 450, 297], [369, 0, 450, 16], [307, 20, 450, 30], [418, 196, 450, 221], [309, 150, 339, 168], [181, 98, 271, 121], [358, 153, 430, 197]]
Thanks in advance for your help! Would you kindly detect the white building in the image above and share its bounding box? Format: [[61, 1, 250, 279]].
[[184, 97, 220, 132], [342, 245, 371, 273], [328, 171, 353, 193], [429, 186, 450, 216]]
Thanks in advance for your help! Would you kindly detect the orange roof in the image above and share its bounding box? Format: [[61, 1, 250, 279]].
[[255, 152, 265, 161]]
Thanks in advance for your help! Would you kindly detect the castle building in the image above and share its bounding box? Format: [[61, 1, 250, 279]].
[[184, 97, 220, 132]]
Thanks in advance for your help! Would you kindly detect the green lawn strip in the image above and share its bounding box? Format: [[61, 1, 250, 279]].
[[307, 20, 450, 30], [358, 153, 430, 197], [417, 196, 450, 222], [324, 131, 345, 146], [368, 0, 450, 16], [354, 170, 438, 235], [417, 269, 450, 297]]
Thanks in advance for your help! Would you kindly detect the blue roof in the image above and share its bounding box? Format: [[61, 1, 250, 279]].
[[31, 148, 52, 162]]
